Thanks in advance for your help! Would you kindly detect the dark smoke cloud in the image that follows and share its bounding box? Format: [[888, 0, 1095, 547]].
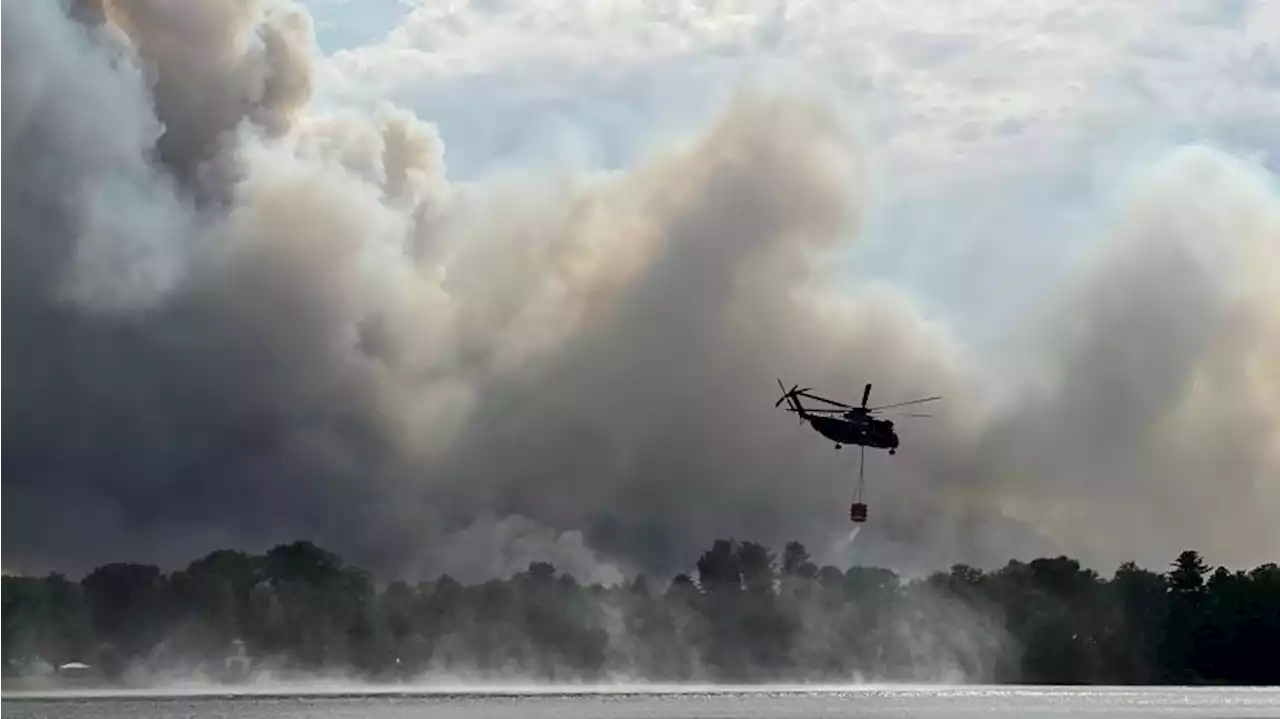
[[3, 0, 1278, 581]]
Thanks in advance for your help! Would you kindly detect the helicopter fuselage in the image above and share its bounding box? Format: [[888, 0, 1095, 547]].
[[809, 415, 899, 452], [775, 380, 935, 456]]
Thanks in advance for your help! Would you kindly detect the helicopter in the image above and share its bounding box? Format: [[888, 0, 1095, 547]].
[[773, 379, 941, 454]]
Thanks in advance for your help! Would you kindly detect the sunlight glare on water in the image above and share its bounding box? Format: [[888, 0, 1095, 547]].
[[5, 685, 1280, 719]]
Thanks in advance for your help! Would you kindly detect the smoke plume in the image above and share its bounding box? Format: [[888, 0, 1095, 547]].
[[3, 0, 1278, 582]]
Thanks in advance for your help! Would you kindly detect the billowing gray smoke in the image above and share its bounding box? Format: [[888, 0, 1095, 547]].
[[4, 0, 1278, 583]]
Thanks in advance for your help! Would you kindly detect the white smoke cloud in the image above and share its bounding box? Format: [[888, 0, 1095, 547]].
[[2, 0, 1277, 584]]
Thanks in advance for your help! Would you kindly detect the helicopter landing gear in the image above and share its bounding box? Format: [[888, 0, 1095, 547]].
[[889, 448, 896, 455], [835, 443, 842, 450]]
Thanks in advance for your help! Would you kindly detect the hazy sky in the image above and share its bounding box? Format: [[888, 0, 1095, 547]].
[[3, 0, 1277, 582], [302, 0, 1279, 341]]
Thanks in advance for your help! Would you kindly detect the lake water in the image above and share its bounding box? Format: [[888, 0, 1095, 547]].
[[5, 685, 1280, 718]]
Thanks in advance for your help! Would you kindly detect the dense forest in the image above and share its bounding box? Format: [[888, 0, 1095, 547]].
[[4, 539, 1278, 686]]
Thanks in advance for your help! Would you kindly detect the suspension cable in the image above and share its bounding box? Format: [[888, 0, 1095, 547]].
[[854, 445, 866, 503]]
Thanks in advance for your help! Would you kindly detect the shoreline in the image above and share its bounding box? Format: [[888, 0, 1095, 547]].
[[6, 682, 1280, 701]]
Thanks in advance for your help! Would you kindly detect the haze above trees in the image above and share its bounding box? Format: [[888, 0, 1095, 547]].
[[4, 539, 1277, 685]]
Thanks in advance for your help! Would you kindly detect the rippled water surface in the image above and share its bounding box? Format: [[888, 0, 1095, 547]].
[[5, 686, 1280, 718]]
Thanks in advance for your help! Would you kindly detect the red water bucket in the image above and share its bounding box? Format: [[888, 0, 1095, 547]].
[[849, 502, 868, 523]]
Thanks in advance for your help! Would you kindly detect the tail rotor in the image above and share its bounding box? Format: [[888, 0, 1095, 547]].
[[775, 378, 808, 425], [774, 378, 798, 408]]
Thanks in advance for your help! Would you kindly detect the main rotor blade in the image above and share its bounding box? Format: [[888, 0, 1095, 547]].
[[795, 390, 852, 408], [868, 395, 942, 411], [892, 412, 933, 418], [783, 408, 845, 414]]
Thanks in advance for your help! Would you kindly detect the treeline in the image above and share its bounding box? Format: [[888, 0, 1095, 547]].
[[3, 540, 1278, 685]]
